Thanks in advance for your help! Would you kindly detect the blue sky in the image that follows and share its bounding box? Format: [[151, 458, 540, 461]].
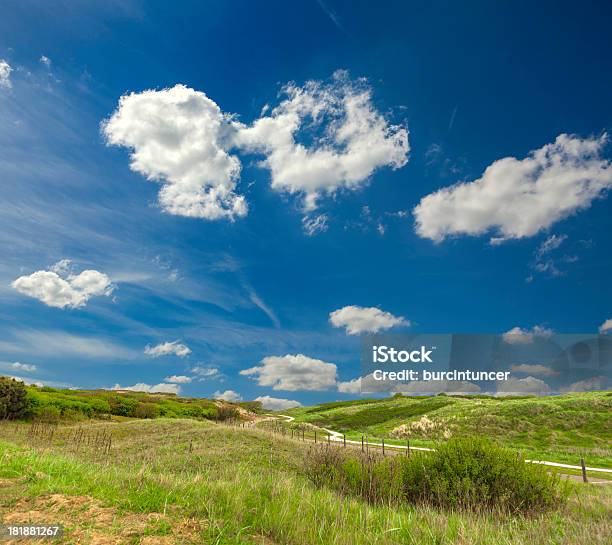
[[1, 0, 611, 407]]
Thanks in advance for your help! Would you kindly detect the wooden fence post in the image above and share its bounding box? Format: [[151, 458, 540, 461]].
[[314, 430, 317, 443], [406, 439, 409, 455], [581, 458, 588, 483], [361, 435, 364, 452], [343, 434, 346, 447], [382, 439, 385, 456]]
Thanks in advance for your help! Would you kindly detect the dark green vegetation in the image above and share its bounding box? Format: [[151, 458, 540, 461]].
[[285, 391, 612, 468], [0, 377, 257, 422], [0, 377, 29, 419], [305, 437, 566, 513], [0, 419, 610, 545]]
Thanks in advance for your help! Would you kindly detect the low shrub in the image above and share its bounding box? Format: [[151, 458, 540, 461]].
[[132, 402, 159, 419], [215, 404, 240, 421], [304, 437, 566, 514], [35, 405, 61, 423]]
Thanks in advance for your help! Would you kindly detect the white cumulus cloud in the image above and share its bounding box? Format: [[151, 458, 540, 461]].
[[599, 319, 612, 334], [163, 375, 192, 384], [103, 84, 247, 221], [337, 377, 362, 393], [235, 70, 409, 210], [0, 59, 12, 89], [502, 325, 553, 345], [104, 73, 408, 221], [11, 260, 114, 309], [144, 341, 191, 358], [213, 389, 242, 402], [497, 376, 551, 396], [240, 354, 337, 391], [10, 362, 37, 373], [329, 305, 408, 335], [414, 134, 612, 243], [254, 395, 302, 410], [112, 382, 180, 394]]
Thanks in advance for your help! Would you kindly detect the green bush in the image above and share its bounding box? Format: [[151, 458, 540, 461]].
[[36, 405, 61, 423], [0, 377, 30, 419], [4, 382, 240, 423], [304, 437, 566, 514], [215, 404, 240, 421], [132, 402, 159, 419]]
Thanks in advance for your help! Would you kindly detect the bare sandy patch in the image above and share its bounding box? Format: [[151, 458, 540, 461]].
[[3, 493, 204, 544]]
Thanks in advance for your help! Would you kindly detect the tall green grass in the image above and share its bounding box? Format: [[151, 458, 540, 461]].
[[0, 419, 609, 545], [304, 437, 567, 514]]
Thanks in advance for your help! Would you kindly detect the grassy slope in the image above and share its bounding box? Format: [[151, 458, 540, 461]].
[[284, 391, 612, 468], [22, 384, 221, 420], [0, 419, 610, 545]]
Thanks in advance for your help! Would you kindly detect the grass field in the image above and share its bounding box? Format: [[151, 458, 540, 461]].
[[0, 418, 611, 544], [283, 391, 612, 468]]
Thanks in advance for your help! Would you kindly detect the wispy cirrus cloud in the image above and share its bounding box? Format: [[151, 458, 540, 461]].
[[0, 329, 137, 360]]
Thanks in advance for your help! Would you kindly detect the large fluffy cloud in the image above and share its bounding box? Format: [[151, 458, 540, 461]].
[[240, 354, 337, 391], [102, 84, 247, 221], [0, 59, 12, 89], [235, 71, 409, 210], [254, 395, 302, 410], [414, 134, 612, 243], [11, 260, 114, 309], [329, 305, 408, 335], [144, 341, 191, 358], [105, 73, 408, 220], [213, 389, 242, 402], [112, 382, 180, 394]]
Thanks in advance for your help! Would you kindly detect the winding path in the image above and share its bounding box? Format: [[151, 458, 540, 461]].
[[274, 414, 612, 479]]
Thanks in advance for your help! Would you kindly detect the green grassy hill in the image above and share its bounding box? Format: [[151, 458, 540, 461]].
[[1, 418, 610, 545], [0, 378, 261, 422], [284, 391, 612, 468]]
